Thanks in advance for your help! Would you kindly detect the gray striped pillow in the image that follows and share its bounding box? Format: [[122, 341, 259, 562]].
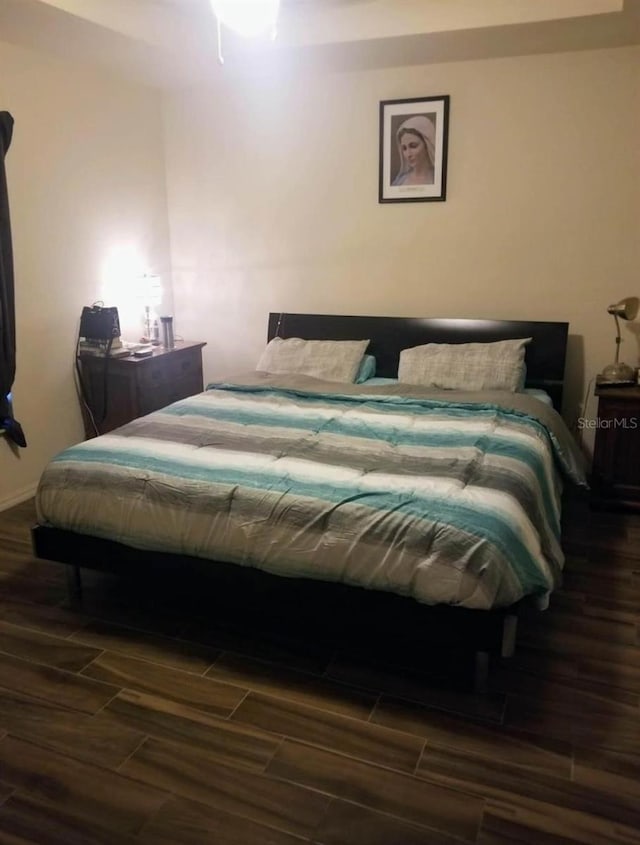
[[398, 338, 530, 392], [257, 337, 370, 384]]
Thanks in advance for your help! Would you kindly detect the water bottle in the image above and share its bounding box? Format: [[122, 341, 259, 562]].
[[160, 316, 175, 349]]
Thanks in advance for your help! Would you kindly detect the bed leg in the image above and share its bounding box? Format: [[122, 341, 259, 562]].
[[474, 651, 490, 695], [501, 614, 518, 659], [65, 564, 83, 605]]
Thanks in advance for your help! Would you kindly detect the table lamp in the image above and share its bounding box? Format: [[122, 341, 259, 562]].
[[599, 296, 639, 384], [137, 274, 162, 343]]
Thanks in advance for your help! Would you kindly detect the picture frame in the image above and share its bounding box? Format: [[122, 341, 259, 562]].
[[379, 95, 450, 203]]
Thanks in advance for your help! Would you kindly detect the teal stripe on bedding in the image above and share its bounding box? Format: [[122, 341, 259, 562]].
[[166, 396, 559, 534], [52, 445, 548, 595]]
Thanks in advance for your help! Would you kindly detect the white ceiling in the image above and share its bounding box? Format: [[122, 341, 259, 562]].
[[0, 0, 638, 87]]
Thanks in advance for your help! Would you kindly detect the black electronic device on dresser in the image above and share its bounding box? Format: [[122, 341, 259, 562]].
[[78, 341, 206, 438], [591, 381, 640, 512]]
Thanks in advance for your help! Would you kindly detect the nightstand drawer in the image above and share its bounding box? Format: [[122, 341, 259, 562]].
[[137, 349, 202, 388], [165, 373, 204, 405], [136, 347, 203, 415], [166, 349, 202, 381], [138, 362, 169, 391], [138, 373, 203, 415]]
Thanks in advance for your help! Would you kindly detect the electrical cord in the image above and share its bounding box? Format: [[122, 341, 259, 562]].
[[100, 337, 114, 424], [74, 337, 100, 438], [573, 375, 595, 449], [74, 329, 115, 438]]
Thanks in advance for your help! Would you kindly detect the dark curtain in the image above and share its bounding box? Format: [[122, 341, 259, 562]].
[[0, 112, 26, 447]]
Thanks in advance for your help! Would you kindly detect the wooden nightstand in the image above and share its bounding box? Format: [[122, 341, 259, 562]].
[[591, 384, 640, 512], [78, 341, 206, 438]]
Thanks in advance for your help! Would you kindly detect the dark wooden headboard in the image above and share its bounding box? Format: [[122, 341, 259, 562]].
[[268, 312, 569, 411]]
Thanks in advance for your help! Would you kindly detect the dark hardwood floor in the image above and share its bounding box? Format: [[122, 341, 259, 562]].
[[0, 496, 638, 844]]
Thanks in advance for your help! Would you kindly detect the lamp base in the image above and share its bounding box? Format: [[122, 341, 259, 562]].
[[599, 361, 636, 385]]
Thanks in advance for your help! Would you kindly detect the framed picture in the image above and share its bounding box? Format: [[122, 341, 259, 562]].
[[379, 95, 450, 203]]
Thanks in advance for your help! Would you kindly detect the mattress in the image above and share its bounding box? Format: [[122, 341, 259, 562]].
[[36, 372, 587, 611]]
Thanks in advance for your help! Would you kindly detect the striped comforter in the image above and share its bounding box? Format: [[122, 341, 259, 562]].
[[36, 372, 587, 610]]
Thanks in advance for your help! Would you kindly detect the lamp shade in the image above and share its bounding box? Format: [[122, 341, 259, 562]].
[[608, 296, 639, 321]]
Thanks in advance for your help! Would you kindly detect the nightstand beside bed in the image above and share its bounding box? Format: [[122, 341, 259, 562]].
[[78, 340, 206, 438], [591, 384, 640, 512]]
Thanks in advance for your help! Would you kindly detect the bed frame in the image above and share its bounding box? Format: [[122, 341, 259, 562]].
[[32, 313, 569, 692]]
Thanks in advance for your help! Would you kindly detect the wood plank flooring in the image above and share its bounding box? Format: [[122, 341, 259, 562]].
[[0, 496, 638, 844]]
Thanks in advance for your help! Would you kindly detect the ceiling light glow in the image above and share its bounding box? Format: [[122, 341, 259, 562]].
[[209, 0, 281, 39]]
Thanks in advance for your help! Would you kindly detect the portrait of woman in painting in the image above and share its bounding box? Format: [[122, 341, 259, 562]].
[[379, 95, 449, 203], [392, 114, 436, 186]]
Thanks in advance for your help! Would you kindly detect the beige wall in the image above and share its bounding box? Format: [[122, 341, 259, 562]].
[[163, 45, 640, 448], [0, 41, 171, 509]]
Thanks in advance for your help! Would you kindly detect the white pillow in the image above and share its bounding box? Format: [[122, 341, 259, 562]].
[[257, 337, 370, 384], [398, 338, 531, 392]]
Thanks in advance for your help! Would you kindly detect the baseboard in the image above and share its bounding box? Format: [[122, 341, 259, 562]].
[[0, 482, 38, 513]]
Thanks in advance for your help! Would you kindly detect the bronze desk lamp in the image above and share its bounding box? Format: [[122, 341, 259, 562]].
[[600, 296, 639, 384]]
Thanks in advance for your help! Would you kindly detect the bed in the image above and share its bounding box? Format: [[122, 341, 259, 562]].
[[32, 313, 586, 690]]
